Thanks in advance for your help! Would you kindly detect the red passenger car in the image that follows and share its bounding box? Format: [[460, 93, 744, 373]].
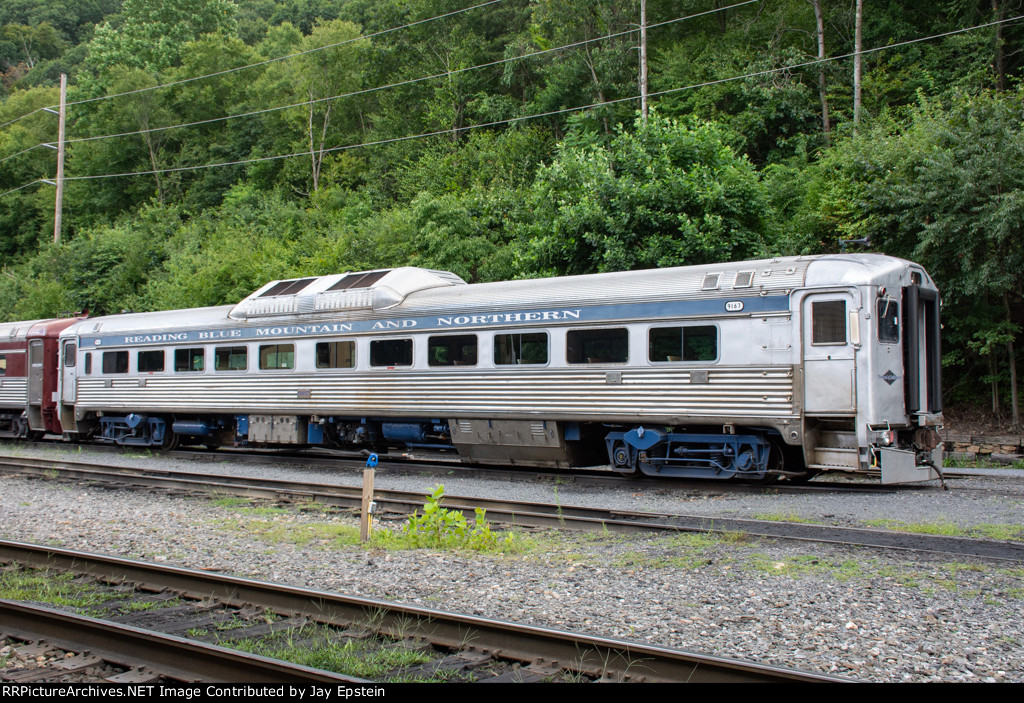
[[0, 317, 83, 438]]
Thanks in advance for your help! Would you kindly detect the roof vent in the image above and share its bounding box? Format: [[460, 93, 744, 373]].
[[229, 268, 466, 320], [701, 273, 721, 290]]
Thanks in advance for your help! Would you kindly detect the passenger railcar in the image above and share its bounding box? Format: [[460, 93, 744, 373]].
[[0, 317, 82, 438], [43, 253, 942, 484]]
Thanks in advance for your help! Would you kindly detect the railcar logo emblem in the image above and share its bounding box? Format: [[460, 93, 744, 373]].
[[880, 369, 899, 386]]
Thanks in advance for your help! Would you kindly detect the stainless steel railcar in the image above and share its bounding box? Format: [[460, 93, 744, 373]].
[[54, 254, 944, 484]]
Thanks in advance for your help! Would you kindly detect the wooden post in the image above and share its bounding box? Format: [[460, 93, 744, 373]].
[[53, 73, 67, 244], [360, 468, 375, 542]]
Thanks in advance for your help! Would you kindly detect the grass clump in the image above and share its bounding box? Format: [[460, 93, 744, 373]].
[[375, 485, 523, 553], [0, 567, 125, 613], [752, 512, 819, 524], [229, 624, 450, 681], [863, 519, 1024, 541], [746, 553, 864, 579]]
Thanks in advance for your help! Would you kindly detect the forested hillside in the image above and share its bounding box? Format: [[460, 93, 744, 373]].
[[1, 0, 1023, 421]]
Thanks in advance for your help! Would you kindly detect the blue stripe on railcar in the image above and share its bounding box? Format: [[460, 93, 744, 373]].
[[80, 295, 791, 348]]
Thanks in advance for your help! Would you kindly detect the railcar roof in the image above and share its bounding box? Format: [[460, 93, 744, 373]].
[[58, 253, 931, 337], [0, 318, 49, 341]]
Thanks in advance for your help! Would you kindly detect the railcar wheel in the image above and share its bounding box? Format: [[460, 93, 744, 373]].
[[160, 429, 179, 451], [736, 442, 782, 485], [611, 441, 639, 476]]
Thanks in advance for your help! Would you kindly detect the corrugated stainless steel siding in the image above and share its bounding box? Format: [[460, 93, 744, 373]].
[[75, 367, 795, 420], [0, 378, 27, 406]]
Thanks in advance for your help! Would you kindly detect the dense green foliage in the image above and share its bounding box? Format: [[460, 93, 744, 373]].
[[2, 0, 1024, 418]]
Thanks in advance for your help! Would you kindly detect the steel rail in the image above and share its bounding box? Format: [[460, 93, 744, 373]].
[[0, 540, 844, 683], [3, 456, 1023, 562], [0, 599, 369, 683]]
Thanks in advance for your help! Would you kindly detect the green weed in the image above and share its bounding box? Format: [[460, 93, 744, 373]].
[[374, 485, 524, 553], [751, 512, 819, 524]]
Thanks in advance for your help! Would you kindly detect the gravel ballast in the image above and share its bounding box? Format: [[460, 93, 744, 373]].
[[1, 444, 1022, 683]]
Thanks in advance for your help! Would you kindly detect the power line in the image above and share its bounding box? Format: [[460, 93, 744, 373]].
[[0, 106, 50, 131], [0, 142, 50, 164], [0, 0, 507, 129], [3, 12, 1022, 195], [62, 0, 761, 147], [67, 0, 508, 108], [0, 179, 44, 199], [55, 14, 1024, 184]]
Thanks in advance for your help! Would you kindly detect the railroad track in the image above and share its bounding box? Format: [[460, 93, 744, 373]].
[[2, 455, 1022, 562], [17, 438, 944, 495], [0, 540, 842, 683]]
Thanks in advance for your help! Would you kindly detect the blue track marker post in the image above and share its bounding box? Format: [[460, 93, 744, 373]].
[[360, 454, 378, 542]]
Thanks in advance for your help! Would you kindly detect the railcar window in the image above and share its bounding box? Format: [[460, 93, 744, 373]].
[[258, 278, 316, 297], [174, 348, 205, 372], [138, 350, 165, 373], [0, 354, 5, 375], [327, 270, 389, 291], [494, 333, 548, 365], [63, 344, 76, 367], [370, 339, 412, 367], [215, 346, 248, 371], [877, 299, 900, 344], [649, 326, 718, 362], [102, 351, 128, 374], [566, 328, 628, 364], [316, 341, 355, 369], [811, 300, 847, 345], [428, 335, 477, 367], [259, 344, 294, 370], [84, 353, 92, 375]]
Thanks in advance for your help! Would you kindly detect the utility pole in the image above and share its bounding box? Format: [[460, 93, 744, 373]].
[[53, 73, 67, 244], [639, 0, 649, 121], [853, 0, 863, 131]]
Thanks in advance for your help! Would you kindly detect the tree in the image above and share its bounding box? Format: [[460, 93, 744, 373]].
[[796, 90, 1024, 425], [516, 111, 769, 277], [85, 0, 237, 74]]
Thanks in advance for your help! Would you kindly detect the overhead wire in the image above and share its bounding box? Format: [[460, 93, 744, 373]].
[[2, 11, 1022, 195], [53, 13, 1024, 185], [60, 0, 762, 147], [0, 0, 506, 131], [82, 0, 510, 110]]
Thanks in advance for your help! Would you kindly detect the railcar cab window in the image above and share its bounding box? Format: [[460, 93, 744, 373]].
[[494, 332, 548, 365], [428, 335, 477, 367], [259, 344, 294, 370], [215, 346, 248, 371], [316, 341, 355, 369], [138, 350, 165, 373], [102, 350, 129, 374], [811, 300, 847, 345], [877, 298, 900, 344], [0, 354, 5, 375], [63, 344, 76, 367], [649, 326, 718, 362], [566, 328, 628, 364], [174, 348, 205, 372], [370, 339, 412, 367], [84, 353, 92, 375]]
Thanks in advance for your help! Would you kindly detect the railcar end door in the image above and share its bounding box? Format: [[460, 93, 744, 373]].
[[802, 293, 856, 414], [27, 339, 44, 429], [61, 340, 76, 405]]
